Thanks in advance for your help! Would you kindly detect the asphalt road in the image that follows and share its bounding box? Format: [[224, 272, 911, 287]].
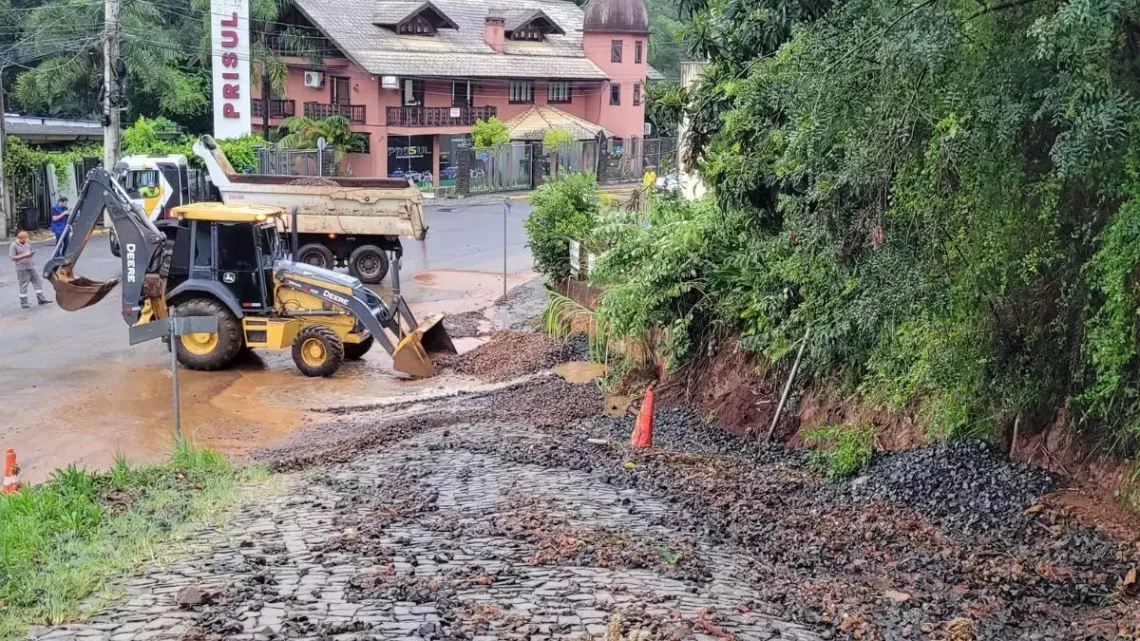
[[0, 200, 535, 481]]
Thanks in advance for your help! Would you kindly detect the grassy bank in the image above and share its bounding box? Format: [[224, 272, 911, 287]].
[[0, 439, 255, 639]]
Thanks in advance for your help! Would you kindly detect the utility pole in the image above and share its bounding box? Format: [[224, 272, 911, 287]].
[[0, 62, 8, 240], [102, 0, 121, 171]]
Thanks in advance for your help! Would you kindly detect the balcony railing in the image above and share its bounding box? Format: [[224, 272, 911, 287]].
[[386, 105, 497, 127], [303, 102, 366, 123], [251, 99, 295, 119]]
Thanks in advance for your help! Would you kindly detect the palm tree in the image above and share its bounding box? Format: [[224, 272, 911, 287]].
[[276, 115, 367, 172]]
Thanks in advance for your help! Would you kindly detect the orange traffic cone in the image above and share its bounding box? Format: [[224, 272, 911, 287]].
[[2, 449, 22, 494], [631, 385, 655, 448]]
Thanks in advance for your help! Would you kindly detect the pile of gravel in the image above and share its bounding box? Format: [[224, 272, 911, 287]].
[[841, 439, 1057, 540], [438, 332, 561, 380], [554, 333, 590, 362]]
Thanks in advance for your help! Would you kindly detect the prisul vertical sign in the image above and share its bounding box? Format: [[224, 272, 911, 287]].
[[211, 0, 251, 139]]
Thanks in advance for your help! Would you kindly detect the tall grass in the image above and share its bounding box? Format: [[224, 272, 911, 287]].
[[0, 440, 240, 640]]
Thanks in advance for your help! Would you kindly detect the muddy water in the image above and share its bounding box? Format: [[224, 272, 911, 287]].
[[4, 268, 533, 483], [554, 361, 606, 384]]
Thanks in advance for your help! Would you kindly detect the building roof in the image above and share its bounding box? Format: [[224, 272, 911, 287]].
[[372, 1, 459, 30], [504, 104, 613, 141], [582, 0, 649, 35], [295, 0, 617, 79], [502, 8, 565, 34], [4, 114, 102, 144]]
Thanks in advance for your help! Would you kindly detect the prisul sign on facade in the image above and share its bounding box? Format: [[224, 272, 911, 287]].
[[211, 0, 251, 139]]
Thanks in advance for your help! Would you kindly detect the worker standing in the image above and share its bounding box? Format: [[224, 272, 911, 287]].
[[50, 196, 70, 245], [8, 231, 51, 309]]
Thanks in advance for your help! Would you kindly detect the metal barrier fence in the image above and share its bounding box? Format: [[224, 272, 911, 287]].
[[467, 143, 535, 193], [256, 147, 337, 176]]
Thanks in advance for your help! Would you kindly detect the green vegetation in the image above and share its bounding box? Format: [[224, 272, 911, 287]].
[[0, 439, 252, 639], [803, 423, 876, 481], [523, 1, 1140, 470], [542, 129, 573, 150], [644, 82, 686, 139], [525, 172, 601, 282], [472, 117, 510, 149]]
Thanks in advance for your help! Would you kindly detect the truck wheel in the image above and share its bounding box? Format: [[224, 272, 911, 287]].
[[348, 245, 389, 283], [297, 243, 334, 270], [292, 325, 344, 377], [343, 335, 374, 360], [173, 298, 244, 370]]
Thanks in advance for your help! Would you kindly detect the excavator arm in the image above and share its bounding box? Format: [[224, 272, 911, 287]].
[[43, 167, 169, 326]]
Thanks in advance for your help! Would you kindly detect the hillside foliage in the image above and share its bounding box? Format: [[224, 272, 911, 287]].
[[527, 0, 1140, 458]]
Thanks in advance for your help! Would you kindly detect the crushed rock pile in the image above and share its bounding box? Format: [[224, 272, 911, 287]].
[[438, 332, 560, 380]]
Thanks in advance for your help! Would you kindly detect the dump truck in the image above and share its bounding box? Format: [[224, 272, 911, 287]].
[[45, 166, 456, 378], [193, 135, 425, 284]]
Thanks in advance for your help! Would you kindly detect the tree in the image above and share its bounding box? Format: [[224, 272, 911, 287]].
[[644, 81, 686, 137], [472, 117, 510, 148], [542, 128, 572, 149], [11, 0, 208, 120]]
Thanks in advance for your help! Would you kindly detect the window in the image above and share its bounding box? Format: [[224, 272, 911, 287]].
[[216, 223, 258, 271], [511, 26, 542, 40], [257, 225, 278, 269], [633, 83, 641, 106], [403, 78, 424, 106], [452, 80, 472, 107], [609, 83, 621, 106], [192, 221, 212, 267], [398, 14, 436, 35], [509, 80, 535, 104], [635, 40, 643, 63], [547, 81, 571, 104], [611, 39, 623, 63]]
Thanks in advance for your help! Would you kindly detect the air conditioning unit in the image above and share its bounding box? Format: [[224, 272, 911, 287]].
[[303, 71, 324, 88], [644, 122, 653, 136], [381, 75, 399, 89]]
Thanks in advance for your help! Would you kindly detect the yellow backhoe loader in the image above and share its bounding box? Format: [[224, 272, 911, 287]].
[[44, 167, 456, 377]]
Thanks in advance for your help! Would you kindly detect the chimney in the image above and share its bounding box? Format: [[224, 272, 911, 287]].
[[485, 15, 505, 53]]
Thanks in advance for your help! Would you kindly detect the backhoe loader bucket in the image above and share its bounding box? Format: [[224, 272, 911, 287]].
[[50, 271, 120, 312], [390, 312, 457, 378]]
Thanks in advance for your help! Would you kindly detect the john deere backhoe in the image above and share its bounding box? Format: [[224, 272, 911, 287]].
[[44, 167, 456, 377]]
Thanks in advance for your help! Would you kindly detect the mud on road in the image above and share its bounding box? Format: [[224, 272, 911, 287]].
[[33, 351, 1140, 641]]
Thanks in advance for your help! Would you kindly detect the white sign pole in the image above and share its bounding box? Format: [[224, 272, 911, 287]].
[[210, 0, 252, 139]]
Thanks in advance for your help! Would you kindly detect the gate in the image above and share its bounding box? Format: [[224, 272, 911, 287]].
[[256, 146, 337, 176], [468, 143, 534, 193]]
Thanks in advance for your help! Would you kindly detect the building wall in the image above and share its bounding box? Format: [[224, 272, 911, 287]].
[[582, 31, 648, 141], [276, 53, 634, 177]]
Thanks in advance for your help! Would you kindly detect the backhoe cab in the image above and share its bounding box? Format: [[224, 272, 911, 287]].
[[45, 169, 456, 378]]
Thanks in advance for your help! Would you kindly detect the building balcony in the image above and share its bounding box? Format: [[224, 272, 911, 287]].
[[303, 102, 366, 124], [386, 105, 497, 128], [251, 99, 295, 119]]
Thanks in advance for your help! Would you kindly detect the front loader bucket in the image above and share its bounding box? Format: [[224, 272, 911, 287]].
[[390, 312, 457, 378], [51, 274, 120, 312]]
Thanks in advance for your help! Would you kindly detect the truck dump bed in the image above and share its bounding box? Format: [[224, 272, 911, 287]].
[[193, 136, 427, 240]]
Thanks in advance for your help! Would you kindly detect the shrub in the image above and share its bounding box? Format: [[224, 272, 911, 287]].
[[524, 172, 600, 282], [803, 422, 876, 481], [472, 116, 510, 148]]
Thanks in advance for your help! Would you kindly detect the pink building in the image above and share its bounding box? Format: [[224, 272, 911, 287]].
[[256, 0, 660, 181]]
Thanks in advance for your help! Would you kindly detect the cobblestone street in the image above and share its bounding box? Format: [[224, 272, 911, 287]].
[[30, 421, 818, 641]]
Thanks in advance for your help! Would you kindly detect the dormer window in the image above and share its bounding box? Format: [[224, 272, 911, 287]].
[[374, 1, 458, 37], [504, 9, 565, 41], [399, 15, 436, 35]]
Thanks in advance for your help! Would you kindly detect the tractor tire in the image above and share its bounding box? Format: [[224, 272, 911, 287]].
[[348, 245, 389, 283], [296, 243, 335, 270], [343, 335, 374, 360], [173, 298, 244, 371], [292, 325, 345, 377]]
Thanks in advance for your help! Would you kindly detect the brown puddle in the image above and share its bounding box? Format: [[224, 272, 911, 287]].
[[554, 361, 606, 384]]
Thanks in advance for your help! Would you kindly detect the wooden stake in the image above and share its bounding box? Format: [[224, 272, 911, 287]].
[[766, 327, 811, 442]]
